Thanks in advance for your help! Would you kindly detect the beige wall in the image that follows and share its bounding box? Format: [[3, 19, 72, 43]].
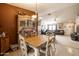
[[63, 23, 74, 35], [75, 16, 79, 32]]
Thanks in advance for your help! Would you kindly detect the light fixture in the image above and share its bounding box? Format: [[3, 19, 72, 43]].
[[38, 17, 42, 21], [54, 17, 56, 21], [32, 0, 38, 19], [32, 15, 37, 19], [48, 13, 51, 16], [39, 17, 42, 19]]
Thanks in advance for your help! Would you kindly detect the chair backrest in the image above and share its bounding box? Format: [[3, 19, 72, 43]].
[[31, 31, 37, 36], [46, 32, 55, 56], [19, 34, 27, 56], [46, 34, 55, 47], [46, 32, 55, 44]]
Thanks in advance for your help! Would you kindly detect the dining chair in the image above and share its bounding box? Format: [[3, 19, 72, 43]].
[[47, 34, 56, 56], [19, 34, 27, 56], [19, 34, 35, 56], [31, 30, 37, 36], [39, 32, 56, 56]]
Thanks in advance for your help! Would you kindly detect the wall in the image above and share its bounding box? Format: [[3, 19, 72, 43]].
[[63, 22, 74, 35], [0, 3, 35, 44], [75, 16, 79, 32]]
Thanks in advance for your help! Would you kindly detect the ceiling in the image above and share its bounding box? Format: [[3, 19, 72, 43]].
[[8, 3, 79, 23], [8, 3, 77, 16]]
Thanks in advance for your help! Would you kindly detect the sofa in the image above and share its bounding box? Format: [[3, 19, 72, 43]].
[[71, 32, 79, 41], [54, 30, 64, 35], [41, 29, 64, 35]]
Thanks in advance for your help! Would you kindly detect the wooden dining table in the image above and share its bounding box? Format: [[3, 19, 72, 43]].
[[25, 35, 48, 56]]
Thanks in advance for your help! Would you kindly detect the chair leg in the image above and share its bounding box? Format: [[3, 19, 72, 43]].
[[51, 43, 56, 56], [34, 48, 39, 56], [49, 46, 53, 56], [46, 45, 48, 56]]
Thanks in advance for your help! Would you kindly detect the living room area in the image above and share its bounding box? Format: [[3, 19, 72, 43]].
[[0, 3, 79, 56], [38, 3, 79, 55]]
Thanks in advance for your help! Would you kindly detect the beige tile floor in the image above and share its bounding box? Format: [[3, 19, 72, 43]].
[[4, 35, 79, 56]]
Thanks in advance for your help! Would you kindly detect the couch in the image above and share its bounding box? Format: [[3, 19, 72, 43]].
[[54, 30, 64, 35], [71, 32, 79, 41]]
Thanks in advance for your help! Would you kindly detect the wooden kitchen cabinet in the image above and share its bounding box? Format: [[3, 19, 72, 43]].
[[0, 37, 9, 55]]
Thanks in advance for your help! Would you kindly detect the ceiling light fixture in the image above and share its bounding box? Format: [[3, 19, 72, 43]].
[[32, 0, 38, 19], [32, 15, 37, 18], [48, 13, 51, 16]]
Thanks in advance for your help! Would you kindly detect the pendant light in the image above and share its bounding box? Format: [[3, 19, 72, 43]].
[[32, 0, 37, 19]]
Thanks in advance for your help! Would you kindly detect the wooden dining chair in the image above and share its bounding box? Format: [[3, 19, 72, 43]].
[[39, 32, 56, 56], [31, 30, 37, 36], [19, 34, 35, 56], [47, 34, 56, 56], [19, 34, 27, 56]]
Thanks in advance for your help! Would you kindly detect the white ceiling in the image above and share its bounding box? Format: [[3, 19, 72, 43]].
[[8, 3, 77, 15], [8, 3, 79, 23]]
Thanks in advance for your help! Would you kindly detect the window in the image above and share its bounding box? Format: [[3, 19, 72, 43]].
[[48, 24, 57, 31]]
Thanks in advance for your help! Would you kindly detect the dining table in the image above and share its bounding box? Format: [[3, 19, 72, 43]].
[[25, 35, 48, 56], [25, 35, 55, 56]]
